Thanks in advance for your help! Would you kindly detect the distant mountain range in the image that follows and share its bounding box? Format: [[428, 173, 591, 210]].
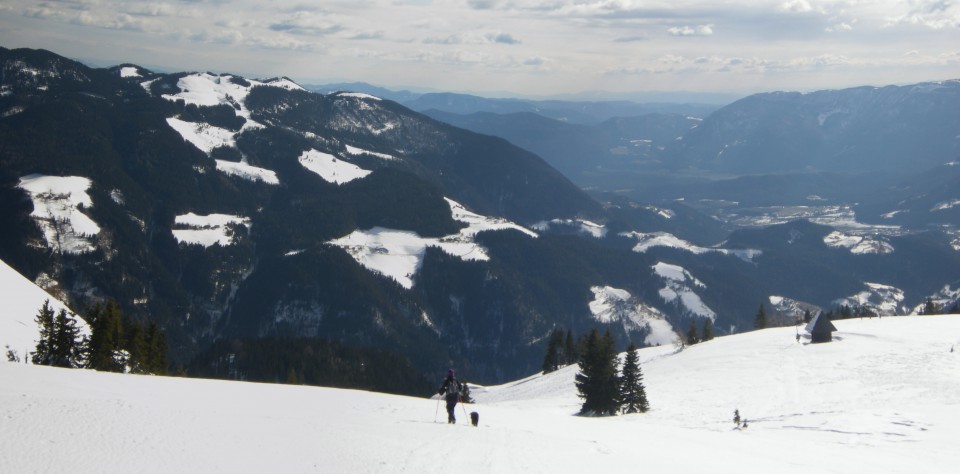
[[2, 47, 958, 387], [308, 82, 720, 124]]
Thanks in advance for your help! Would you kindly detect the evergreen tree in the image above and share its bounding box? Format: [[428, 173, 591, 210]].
[[754, 303, 768, 330], [50, 308, 82, 368], [564, 329, 577, 366], [541, 328, 565, 374], [31, 300, 56, 365], [31, 301, 84, 368], [921, 299, 939, 315], [145, 322, 168, 375], [127, 322, 149, 374], [460, 382, 475, 403], [87, 301, 125, 372], [803, 309, 813, 324], [6, 345, 21, 363], [686, 320, 699, 345], [286, 367, 299, 384], [619, 341, 649, 414], [575, 328, 620, 416], [701, 318, 714, 342]]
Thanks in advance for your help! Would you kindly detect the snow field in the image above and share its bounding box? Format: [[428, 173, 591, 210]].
[[16, 174, 101, 254], [3, 316, 958, 473], [588, 286, 677, 346], [622, 230, 761, 261], [329, 199, 536, 289], [653, 262, 717, 321], [161, 73, 308, 185], [171, 212, 250, 247], [298, 149, 372, 185], [345, 144, 396, 161], [214, 159, 280, 185]]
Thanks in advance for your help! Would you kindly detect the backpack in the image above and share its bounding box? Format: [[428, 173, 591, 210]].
[[445, 378, 460, 397]]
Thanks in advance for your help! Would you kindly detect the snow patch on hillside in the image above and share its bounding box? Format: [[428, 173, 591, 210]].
[[166, 117, 236, 154], [333, 92, 382, 101], [329, 228, 431, 289], [824, 231, 894, 254], [16, 174, 101, 255], [214, 160, 280, 185], [139, 78, 157, 93], [622, 231, 761, 262], [835, 282, 905, 315], [299, 149, 371, 184], [589, 286, 677, 345], [446, 198, 538, 238], [645, 205, 675, 219], [172, 213, 250, 247], [769, 295, 820, 322], [160, 73, 303, 138], [119, 67, 141, 78], [588, 286, 632, 323], [532, 218, 606, 238], [164, 118, 280, 184], [653, 262, 716, 320], [345, 144, 397, 161], [911, 285, 960, 314], [716, 204, 902, 235], [162, 73, 302, 112], [330, 200, 535, 289], [931, 199, 960, 211]]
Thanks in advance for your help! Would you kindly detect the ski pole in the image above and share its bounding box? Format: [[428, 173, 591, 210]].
[[434, 394, 441, 422]]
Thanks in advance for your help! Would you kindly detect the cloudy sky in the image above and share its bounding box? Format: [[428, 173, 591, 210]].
[[1, 0, 958, 99]]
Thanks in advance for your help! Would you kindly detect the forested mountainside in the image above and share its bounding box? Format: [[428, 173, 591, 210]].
[[2, 47, 958, 387]]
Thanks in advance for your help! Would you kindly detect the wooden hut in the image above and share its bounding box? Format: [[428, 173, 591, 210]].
[[805, 312, 837, 343]]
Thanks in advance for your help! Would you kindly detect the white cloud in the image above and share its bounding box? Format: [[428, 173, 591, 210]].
[[2, 0, 958, 97], [780, 0, 816, 13], [826, 21, 854, 32], [667, 24, 714, 36]]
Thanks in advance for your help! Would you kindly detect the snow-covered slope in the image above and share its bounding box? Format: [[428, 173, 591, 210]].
[[0, 259, 89, 358], [3, 316, 958, 473]]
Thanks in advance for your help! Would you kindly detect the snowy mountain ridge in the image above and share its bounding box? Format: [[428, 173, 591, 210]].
[[2, 46, 959, 387]]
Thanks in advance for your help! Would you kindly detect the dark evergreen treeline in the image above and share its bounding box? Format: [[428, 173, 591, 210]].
[[5, 47, 959, 391], [685, 317, 715, 345], [187, 337, 433, 397], [26, 299, 168, 374], [31, 300, 84, 368], [820, 298, 960, 319], [541, 327, 578, 374]]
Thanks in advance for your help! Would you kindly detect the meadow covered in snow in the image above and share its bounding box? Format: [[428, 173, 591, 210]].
[[3, 310, 958, 473]]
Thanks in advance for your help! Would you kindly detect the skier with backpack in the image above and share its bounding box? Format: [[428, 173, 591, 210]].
[[437, 369, 462, 424]]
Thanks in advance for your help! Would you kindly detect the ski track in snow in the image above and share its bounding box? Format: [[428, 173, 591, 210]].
[[2, 316, 960, 473]]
